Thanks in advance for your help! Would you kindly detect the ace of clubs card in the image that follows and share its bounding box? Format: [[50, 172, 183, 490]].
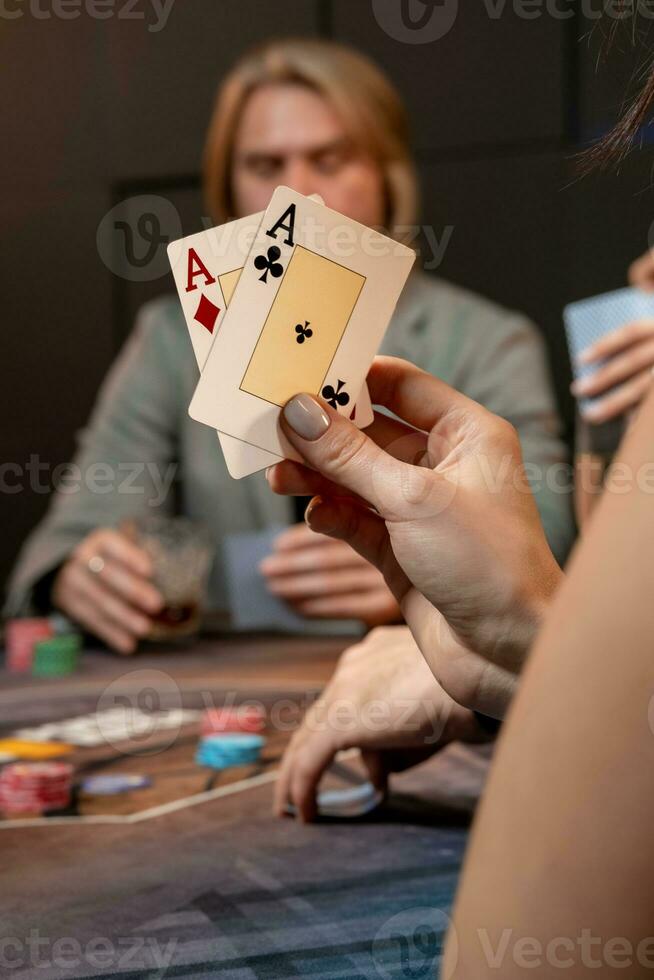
[[188, 186, 415, 461], [168, 204, 374, 478]]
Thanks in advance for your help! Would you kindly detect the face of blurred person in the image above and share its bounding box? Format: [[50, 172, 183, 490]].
[[230, 83, 386, 227]]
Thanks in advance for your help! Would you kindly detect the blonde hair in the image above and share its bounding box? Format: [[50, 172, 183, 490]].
[[203, 37, 419, 235]]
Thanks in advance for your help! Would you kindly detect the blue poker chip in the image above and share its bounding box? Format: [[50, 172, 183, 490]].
[[195, 733, 264, 771], [81, 774, 151, 795]]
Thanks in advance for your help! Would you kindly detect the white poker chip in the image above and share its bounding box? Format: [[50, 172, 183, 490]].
[[285, 780, 384, 819]]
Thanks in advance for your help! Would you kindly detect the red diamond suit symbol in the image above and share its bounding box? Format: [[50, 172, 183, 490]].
[[194, 293, 220, 334]]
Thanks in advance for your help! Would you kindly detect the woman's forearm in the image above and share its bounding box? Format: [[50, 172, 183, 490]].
[[444, 388, 654, 979]]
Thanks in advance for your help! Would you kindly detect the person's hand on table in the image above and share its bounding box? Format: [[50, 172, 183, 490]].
[[267, 356, 563, 718], [274, 625, 485, 822], [259, 523, 401, 627], [51, 527, 164, 655], [570, 251, 654, 424]]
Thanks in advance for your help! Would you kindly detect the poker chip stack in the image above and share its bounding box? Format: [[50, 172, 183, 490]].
[[5, 618, 54, 674], [201, 705, 266, 736], [32, 633, 82, 678], [0, 762, 73, 817], [195, 733, 264, 771]]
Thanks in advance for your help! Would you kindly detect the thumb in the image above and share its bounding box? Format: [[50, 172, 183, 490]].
[[281, 394, 434, 520]]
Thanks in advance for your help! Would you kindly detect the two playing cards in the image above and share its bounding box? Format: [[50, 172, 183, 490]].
[[168, 187, 415, 477]]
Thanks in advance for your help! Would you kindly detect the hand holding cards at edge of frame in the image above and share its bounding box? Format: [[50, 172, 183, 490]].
[[564, 286, 654, 414], [177, 186, 415, 473], [167, 193, 379, 478]]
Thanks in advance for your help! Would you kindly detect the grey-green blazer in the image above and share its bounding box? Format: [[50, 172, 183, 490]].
[[6, 272, 574, 616]]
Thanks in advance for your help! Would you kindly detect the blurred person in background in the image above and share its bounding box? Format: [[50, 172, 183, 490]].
[[5, 38, 573, 653]]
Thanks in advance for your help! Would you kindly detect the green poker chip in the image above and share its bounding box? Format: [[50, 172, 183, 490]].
[[32, 633, 82, 677]]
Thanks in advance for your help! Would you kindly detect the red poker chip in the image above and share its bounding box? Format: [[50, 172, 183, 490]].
[[5, 619, 54, 674], [202, 706, 265, 735], [0, 762, 73, 816]]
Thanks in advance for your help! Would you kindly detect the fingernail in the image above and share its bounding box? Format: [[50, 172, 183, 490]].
[[581, 402, 603, 421], [577, 348, 594, 365], [283, 394, 330, 441], [305, 496, 336, 534], [304, 497, 319, 527], [571, 377, 591, 396]]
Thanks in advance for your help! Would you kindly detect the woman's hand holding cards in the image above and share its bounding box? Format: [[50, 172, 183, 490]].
[[267, 356, 564, 718]]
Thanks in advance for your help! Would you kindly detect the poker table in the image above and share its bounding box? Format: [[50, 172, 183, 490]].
[[1, 633, 489, 979]]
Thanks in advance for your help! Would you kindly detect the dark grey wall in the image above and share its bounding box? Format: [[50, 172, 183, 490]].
[[3, 1, 654, 597]]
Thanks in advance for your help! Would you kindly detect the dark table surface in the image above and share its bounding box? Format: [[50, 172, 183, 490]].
[[1, 634, 489, 980]]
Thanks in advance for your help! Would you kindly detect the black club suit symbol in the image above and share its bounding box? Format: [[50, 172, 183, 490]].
[[295, 321, 313, 344], [321, 379, 350, 409], [254, 246, 284, 283]]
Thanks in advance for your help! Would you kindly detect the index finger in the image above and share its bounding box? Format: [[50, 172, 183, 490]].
[[366, 356, 487, 433], [579, 320, 654, 364], [79, 529, 153, 579], [273, 745, 296, 818], [272, 523, 322, 552], [289, 738, 337, 823]]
